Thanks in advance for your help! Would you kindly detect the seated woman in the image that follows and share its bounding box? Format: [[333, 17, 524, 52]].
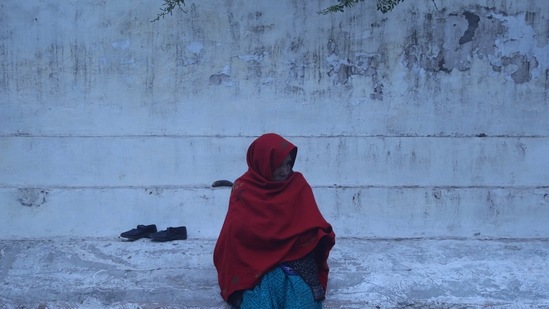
[[213, 133, 336, 308]]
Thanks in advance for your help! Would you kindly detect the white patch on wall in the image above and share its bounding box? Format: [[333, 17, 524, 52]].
[[186, 42, 204, 54], [111, 40, 130, 50]]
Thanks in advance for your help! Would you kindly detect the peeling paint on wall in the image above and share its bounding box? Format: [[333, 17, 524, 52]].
[[402, 7, 546, 84], [459, 11, 480, 45], [498, 53, 538, 84]]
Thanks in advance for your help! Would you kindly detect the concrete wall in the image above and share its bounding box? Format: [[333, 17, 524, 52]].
[[1, 0, 548, 239]]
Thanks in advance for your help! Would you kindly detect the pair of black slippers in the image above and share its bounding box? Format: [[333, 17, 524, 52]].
[[120, 224, 187, 241], [119, 180, 232, 242]]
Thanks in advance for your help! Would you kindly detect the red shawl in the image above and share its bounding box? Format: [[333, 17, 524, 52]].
[[213, 133, 336, 301]]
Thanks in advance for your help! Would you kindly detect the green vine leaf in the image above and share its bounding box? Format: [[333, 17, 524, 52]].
[[151, 0, 187, 22], [318, 0, 406, 15], [152, 0, 407, 22]]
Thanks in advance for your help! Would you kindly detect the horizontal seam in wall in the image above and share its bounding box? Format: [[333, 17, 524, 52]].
[[0, 185, 547, 190], [1, 134, 548, 139]]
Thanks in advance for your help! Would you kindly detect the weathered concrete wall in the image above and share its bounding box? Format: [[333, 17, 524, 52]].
[[1, 0, 548, 239]]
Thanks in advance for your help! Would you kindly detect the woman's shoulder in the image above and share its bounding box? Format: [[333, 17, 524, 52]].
[[289, 172, 311, 187]]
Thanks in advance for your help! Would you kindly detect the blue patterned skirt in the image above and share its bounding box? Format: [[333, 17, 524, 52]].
[[235, 266, 323, 309]]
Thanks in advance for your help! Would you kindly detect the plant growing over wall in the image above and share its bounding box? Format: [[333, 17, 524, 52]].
[[152, 0, 187, 22], [151, 0, 406, 21], [319, 0, 405, 14]]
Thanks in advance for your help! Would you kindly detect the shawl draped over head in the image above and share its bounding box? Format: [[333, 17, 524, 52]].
[[213, 133, 336, 302]]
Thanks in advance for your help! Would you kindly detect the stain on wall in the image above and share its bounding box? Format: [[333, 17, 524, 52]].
[[17, 189, 48, 207]]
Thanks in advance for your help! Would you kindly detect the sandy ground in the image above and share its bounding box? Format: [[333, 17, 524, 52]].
[[1, 237, 548, 309]]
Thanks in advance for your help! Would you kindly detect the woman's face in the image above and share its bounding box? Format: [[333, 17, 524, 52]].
[[271, 154, 293, 182]]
